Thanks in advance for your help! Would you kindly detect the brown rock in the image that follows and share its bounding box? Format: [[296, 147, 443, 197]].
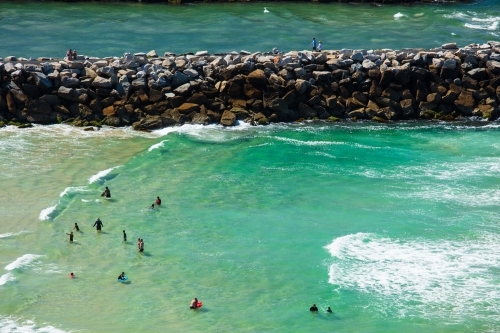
[[400, 99, 415, 117], [186, 92, 207, 105], [454, 92, 475, 115], [191, 113, 210, 125], [298, 102, 317, 118], [247, 69, 267, 86], [427, 93, 441, 104], [369, 81, 383, 97], [177, 103, 200, 115], [244, 84, 262, 99], [441, 83, 461, 104], [103, 105, 116, 117], [221, 110, 236, 126]]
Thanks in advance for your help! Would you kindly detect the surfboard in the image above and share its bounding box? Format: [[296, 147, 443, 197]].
[[118, 276, 128, 282]]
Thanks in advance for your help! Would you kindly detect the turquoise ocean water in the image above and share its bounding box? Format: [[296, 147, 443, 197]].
[[1, 1, 500, 332], [1, 122, 500, 332]]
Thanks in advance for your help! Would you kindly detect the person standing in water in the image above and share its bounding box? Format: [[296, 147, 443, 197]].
[[139, 238, 144, 252], [93, 218, 103, 232], [73, 223, 80, 232], [123, 230, 127, 242], [155, 196, 161, 205], [150, 204, 155, 209], [309, 304, 318, 312], [101, 187, 111, 198], [70, 272, 75, 278], [66, 232, 74, 243]]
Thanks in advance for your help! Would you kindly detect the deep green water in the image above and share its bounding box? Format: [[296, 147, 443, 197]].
[[1, 121, 500, 332], [0, 0, 498, 57]]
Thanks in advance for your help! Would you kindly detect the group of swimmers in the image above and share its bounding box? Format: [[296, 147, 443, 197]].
[[309, 304, 333, 313]]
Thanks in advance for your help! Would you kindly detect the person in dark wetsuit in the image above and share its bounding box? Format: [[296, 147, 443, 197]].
[[66, 232, 74, 242], [155, 196, 161, 205], [118, 272, 126, 281], [101, 187, 111, 198], [139, 239, 144, 252], [73, 223, 80, 231], [309, 304, 318, 312], [326, 306, 333, 313], [123, 230, 127, 242], [93, 218, 103, 231], [150, 204, 154, 209]]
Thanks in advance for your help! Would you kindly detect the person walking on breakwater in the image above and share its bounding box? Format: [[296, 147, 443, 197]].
[[93, 218, 103, 232], [318, 41, 323, 52], [309, 304, 318, 312], [101, 187, 111, 198], [311, 38, 317, 51], [123, 230, 127, 242], [66, 232, 74, 243], [155, 196, 161, 205], [66, 49, 73, 61], [73, 223, 80, 232]]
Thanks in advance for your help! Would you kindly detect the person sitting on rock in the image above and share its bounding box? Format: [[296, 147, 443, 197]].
[[72, 50, 77, 60]]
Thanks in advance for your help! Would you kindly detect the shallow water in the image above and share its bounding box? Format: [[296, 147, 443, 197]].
[[1, 121, 500, 332], [0, 0, 498, 57]]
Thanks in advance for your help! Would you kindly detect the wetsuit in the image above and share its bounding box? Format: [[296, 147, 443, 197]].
[[67, 233, 73, 242], [139, 240, 144, 252], [74, 224, 79, 231], [309, 305, 318, 312], [123, 232, 127, 242], [93, 220, 103, 231]]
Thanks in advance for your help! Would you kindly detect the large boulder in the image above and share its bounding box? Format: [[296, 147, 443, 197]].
[[133, 116, 164, 131], [57, 86, 88, 103], [246, 69, 267, 86], [31, 72, 53, 90], [220, 110, 236, 126], [454, 91, 475, 115], [92, 76, 113, 88], [177, 103, 200, 115], [61, 77, 81, 88], [486, 60, 500, 74], [171, 71, 189, 88]]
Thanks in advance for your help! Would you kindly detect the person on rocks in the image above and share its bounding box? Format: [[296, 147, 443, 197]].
[[66, 231, 74, 243], [93, 218, 103, 232], [66, 49, 73, 61], [311, 38, 317, 52], [123, 230, 127, 242], [73, 223, 80, 232], [101, 187, 111, 198], [72, 49, 77, 60], [155, 196, 161, 206], [309, 304, 318, 313], [318, 41, 323, 52]]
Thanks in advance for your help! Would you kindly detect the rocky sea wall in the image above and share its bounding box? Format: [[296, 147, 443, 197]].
[[1, 42, 500, 131]]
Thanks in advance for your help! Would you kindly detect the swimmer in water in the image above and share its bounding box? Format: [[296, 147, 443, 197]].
[[327, 306, 333, 313], [123, 230, 127, 242], [309, 304, 318, 312], [150, 204, 155, 209], [101, 186, 111, 198], [118, 272, 126, 281], [155, 196, 161, 205], [73, 223, 80, 231], [93, 218, 103, 232], [190, 297, 199, 309], [66, 232, 74, 242], [70, 272, 75, 278]]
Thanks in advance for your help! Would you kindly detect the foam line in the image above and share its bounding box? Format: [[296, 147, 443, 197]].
[[88, 165, 122, 184]]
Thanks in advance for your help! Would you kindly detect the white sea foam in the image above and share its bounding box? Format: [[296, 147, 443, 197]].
[[0, 231, 28, 239], [5, 254, 44, 271], [0, 272, 14, 286], [394, 12, 405, 19], [88, 165, 122, 184], [59, 186, 89, 197], [148, 140, 168, 152], [325, 233, 500, 322], [0, 317, 68, 333], [38, 205, 57, 221]]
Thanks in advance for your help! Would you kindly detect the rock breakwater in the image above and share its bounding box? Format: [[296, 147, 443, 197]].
[[1, 42, 500, 131]]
